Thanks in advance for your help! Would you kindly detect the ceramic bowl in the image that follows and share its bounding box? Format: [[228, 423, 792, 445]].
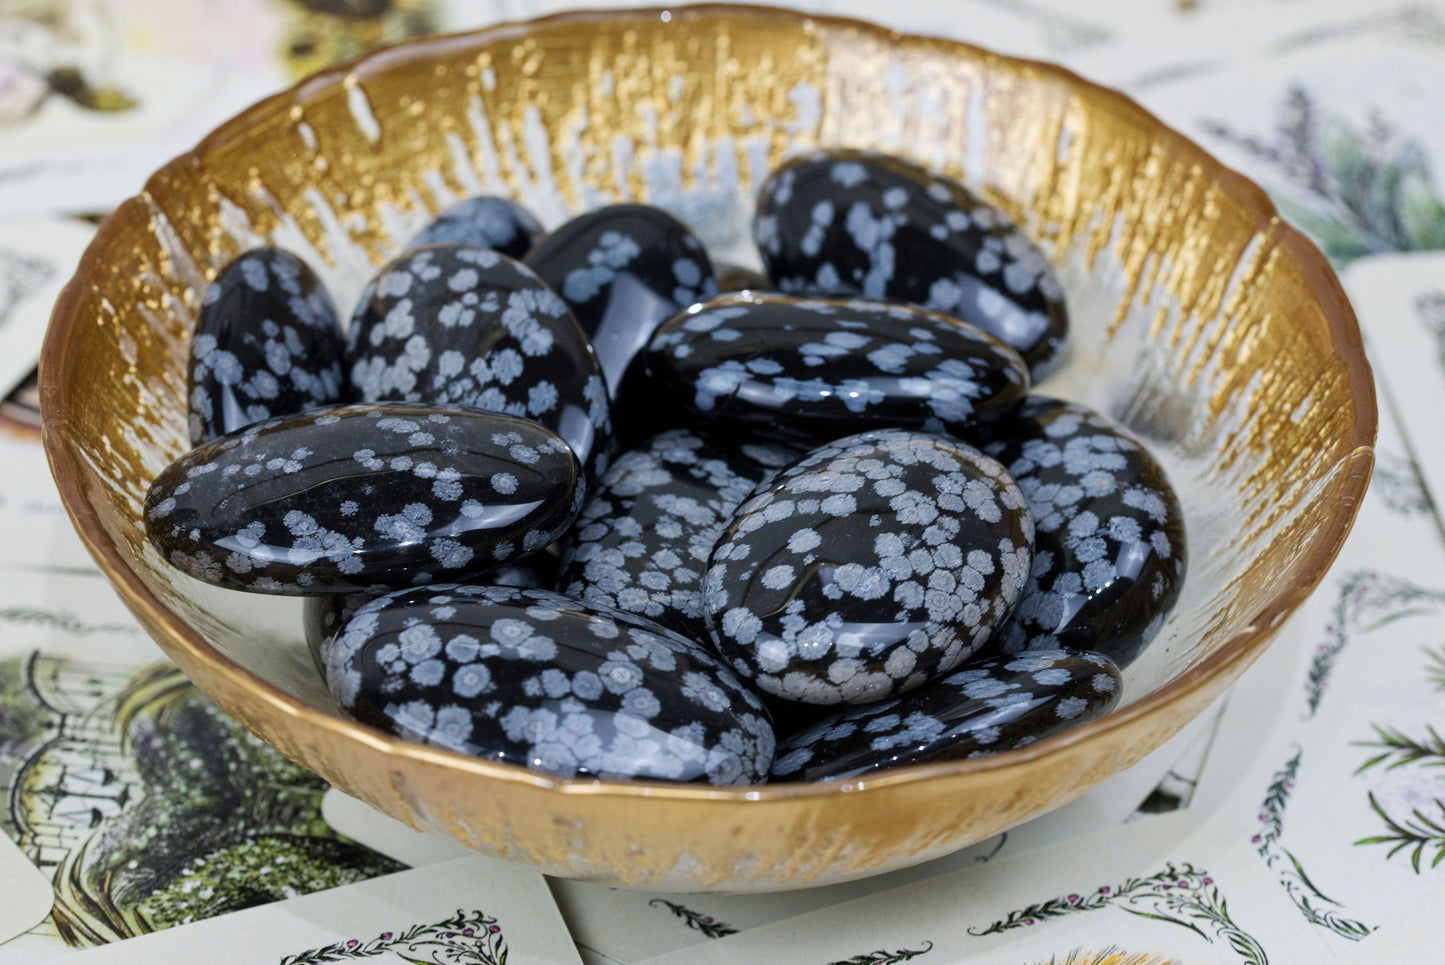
[[40, 4, 1375, 891]]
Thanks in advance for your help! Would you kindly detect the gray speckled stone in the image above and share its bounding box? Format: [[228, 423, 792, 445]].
[[189, 247, 344, 446], [346, 244, 612, 482], [980, 397, 1187, 668], [144, 403, 582, 595], [325, 584, 775, 785], [755, 149, 1068, 379], [557, 428, 802, 640], [770, 649, 1121, 782], [643, 292, 1030, 445], [702, 429, 1034, 706]]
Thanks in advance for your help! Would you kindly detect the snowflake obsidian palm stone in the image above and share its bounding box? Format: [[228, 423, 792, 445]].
[[558, 428, 801, 639], [188, 247, 344, 446], [345, 244, 612, 482], [702, 429, 1034, 706], [979, 397, 1187, 668], [325, 585, 775, 785], [525, 204, 719, 396], [144, 403, 582, 595], [303, 554, 559, 674], [407, 196, 543, 258], [770, 649, 1122, 782], [644, 292, 1029, 445], [754, 149, 1068, 378]]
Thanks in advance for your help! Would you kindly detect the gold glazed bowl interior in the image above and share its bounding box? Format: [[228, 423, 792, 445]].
[[41, 4, 1374, 891]]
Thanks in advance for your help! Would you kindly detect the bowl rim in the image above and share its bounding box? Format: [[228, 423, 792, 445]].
[[39, 2, 1377, 805]]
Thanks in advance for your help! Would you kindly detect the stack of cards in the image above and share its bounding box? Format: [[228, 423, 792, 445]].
[[6, 0, 1445, 962]]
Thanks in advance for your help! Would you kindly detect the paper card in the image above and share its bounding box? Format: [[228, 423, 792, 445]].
[[477, 706, 1223, 964], [0, 596, 404, 962], [43, 856, 580, 965], [1066, 3, 1445, 274], [630, 812, 1330, 965], [0, 431, 105, 576], [0, 836, 55, 947], [1342, 252, 1445, 522], [1328, 885, 1445, 963], [322, 789, 473, 868], [1191, 391, 1445, 949], [324, 708, 1225, 964], [0, 220, 95, 398]]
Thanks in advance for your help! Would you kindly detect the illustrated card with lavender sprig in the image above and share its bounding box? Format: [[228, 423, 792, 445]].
[[1342, 252, 1445, 526], [627, 812, 1329, 965], [1065, 0, 1445, 271], [1190, 389, 1445, 949], [39, 856, 581, 965], [321, 704, 1227, 965]]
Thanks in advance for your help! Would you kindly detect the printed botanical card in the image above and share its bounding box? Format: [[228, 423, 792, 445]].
[[326, 708, 1228, 964], [629, 812, 1329, 965], [1342, 252, 1445, 517], [0, 431, 105, 576], [1191, 390, 1445, 949], [42, 855, 581, 965], [0, 568, 410, 960], [0, 219, 95, 399], [1068, 1, 1445, 272]]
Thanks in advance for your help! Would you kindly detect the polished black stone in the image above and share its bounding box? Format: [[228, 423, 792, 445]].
[[715, 261, 772, 293], [978, 397, 1187, 668], [189, 247, 344, 446], [325, 584, 775, 785], [525, 204, 718, 397], [557, 428, 801, 640], [702, 429, 1034, 706], [643, 292, 1029, 445], [345, 244, 612, 482], [303, 552, 559, 675], [770, 649, 1121, 782], [144, 403, 582, 595], [408, 197, 543, 259], [754, 149, 1068, 378]]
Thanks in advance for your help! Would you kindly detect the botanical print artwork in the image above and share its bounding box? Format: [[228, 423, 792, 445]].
[[267, 0, 440, 81], [1300, 572, 1445, 720], [1024, 951, 1182, 965], [278, 910, 507, 965], [1201, 86, 1445, 265], [0, 249, 52, 334], [1249, 747, 1373, 940], [1370, 453, 1435, 518], [1416, 290, 1445, 371], [0, 652, 401, 951], [0, 605, 141, 637], [0, 2, 139, 125], [825, 944, 934, 965], [1354, 718, 1445, 872], [648, 899, 739, 939], [967, 864, 1267, 965]]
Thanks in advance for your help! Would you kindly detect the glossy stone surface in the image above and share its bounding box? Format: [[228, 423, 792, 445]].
[[189, 247, 344, 445], [408, 197, 543, 258], [770, 649, 1121, 782], [346, 245, 612, 481], [754, 149, 1068, 378], [144, 403, 582, 594], [525, 204, 718, 396], [645, 292, 1029, 445], [558, 429, 801, 640], [979, 397, 1187, 668], [702, 429, 1034, 706], [325, 584, 775, 784], [303, 553, 559, 674]]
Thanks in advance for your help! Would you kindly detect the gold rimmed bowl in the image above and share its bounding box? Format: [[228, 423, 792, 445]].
[[40, 4, 1375, 891]]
